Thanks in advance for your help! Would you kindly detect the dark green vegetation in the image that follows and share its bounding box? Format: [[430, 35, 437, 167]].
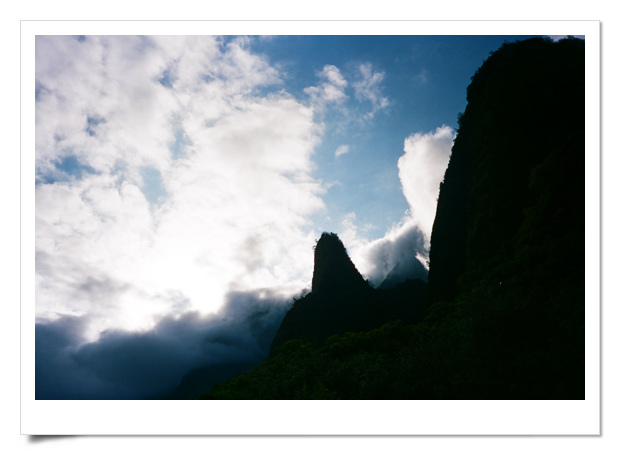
[[198, 37, 585, 400]]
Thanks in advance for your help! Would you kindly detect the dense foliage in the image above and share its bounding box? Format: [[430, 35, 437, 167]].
[[198, 37, 585, 400]]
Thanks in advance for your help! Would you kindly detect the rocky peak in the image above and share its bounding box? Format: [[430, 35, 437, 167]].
[[311, 232, 368, 295]]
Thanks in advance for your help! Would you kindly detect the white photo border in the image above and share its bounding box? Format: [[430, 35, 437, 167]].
[[21, 19, 601, 436]]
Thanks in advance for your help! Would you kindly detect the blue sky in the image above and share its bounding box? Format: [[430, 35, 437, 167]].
[[35, 34, 560, 399], [249, 35, 537, 238]]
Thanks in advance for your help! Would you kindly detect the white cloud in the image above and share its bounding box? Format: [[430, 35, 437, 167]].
[[303, 62, 389, 126], [398, 125, 455, 240], [335, 144, 350, 158], [304, 64, 348, 108], [352, 63, 389, 119], [36, 36, 178, 177], [35, 36, 452, 348], [340, 126, 454, 286], [35, 36, 324, 341]]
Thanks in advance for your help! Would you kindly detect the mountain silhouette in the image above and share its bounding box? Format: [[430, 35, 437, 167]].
[[428, 36, 585, 309], [423, 36, 585, 397], [269, 232, 427, 355], [199, 37, 585, 400], [311, 232, 368, 295]]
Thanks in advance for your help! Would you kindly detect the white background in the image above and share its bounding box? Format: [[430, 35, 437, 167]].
[[3, 1, 618, 454]]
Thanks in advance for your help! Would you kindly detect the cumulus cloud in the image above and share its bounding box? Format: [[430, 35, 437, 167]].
[[342, 214, 426, 287], [359, 222, 428, 287], [35, 35, 324, 342], [342, 126, 455, 286], [398, 125, 455, 239], [35, 36, 177, 177]]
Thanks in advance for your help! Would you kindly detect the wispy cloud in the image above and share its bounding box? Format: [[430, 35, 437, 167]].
[[335, 144, 350, 158], [414, 69, 428, 84], [303, 62, 390, 126], [352, 63, 389, 119], [304, 64, 348, 109]]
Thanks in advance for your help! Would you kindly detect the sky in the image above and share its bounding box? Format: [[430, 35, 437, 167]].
[[35, 34, 557, 399]]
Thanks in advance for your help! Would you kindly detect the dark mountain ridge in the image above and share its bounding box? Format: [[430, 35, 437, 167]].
[[423, 36, 585, 397], [198, 37, 585, 400], [269, 232, 428, 355], [428, 36, 585, 306]]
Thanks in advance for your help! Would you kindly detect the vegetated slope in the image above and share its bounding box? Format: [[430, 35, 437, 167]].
[[199, 37, 585, 400]]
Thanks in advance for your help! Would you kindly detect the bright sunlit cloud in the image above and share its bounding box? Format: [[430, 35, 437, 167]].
[[35, 35, 324, 339], [35, 35, 454, 336], [398, 125, 455, 240]]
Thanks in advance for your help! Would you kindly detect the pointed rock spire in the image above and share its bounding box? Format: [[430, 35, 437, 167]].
[[311, 232, 367, 294]]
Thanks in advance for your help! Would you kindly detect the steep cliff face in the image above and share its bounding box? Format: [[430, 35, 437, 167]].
[[428, 36, 585, 305], [425, 37, 585, 397]]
